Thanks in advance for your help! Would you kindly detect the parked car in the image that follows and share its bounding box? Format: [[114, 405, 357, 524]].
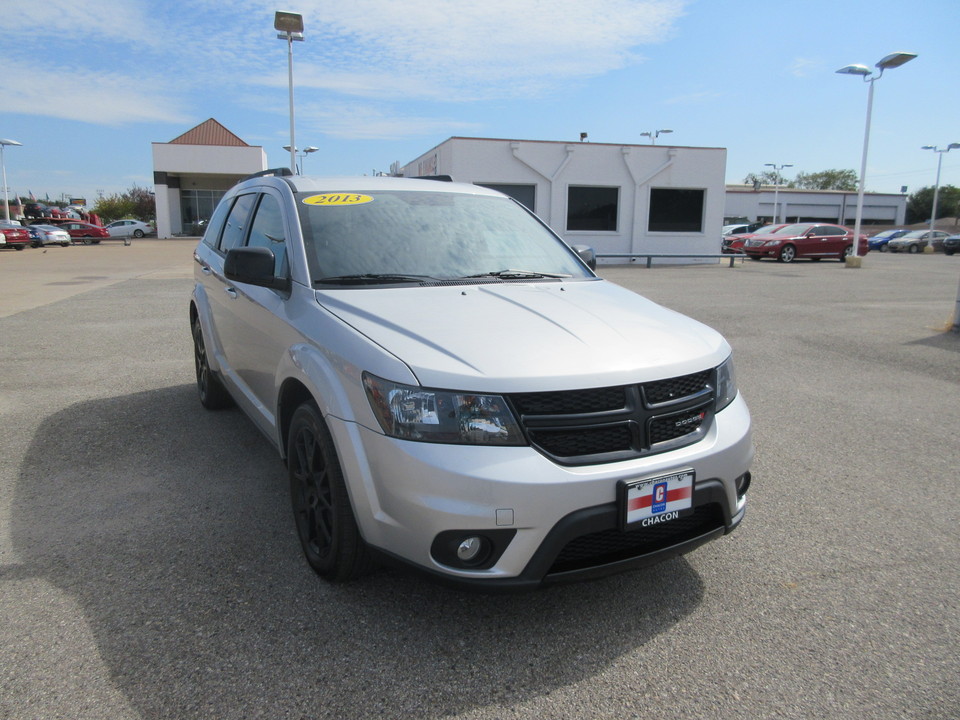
[[0, 220, 31, 250], [942, 235, 960, 256], [105, 219, 154, 239], [867, 229, 908, 252], [23, 202, 45, 219], [58, 221, 110, 244], [28, 224, 72, 247], [742, 223, 868, 263], [887, 230, 951, 253], [722, 221, 765, 237], [191, 172, 753, 589], [722, 223, 788, 254]]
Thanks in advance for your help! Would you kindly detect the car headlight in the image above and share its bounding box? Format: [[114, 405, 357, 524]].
[[363, 373, 525, 446], [715, 356, 739, 412], [763, 240, 782, 246]]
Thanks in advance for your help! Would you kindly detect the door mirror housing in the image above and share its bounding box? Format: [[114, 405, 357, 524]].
[[224, 247, 291, 291], [571, 244, 597, 271]]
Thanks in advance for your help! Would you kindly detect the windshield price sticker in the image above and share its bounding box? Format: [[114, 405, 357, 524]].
[[302, 193, 373, 207], [619, 470, 694, 529]]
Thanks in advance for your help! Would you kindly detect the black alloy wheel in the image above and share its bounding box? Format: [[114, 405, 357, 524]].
[[288, 401, 373, 581], [191, 319, 232, 409]]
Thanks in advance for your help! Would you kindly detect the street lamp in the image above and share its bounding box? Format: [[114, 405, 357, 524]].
[[275, 11, 304, 175], [921, 143, 960, 253], [0, 138, 22, 223], [640, 129, 673, 145], [764, 163, 793, 223], [283, 145, 320, 174], [836, 51, 917, 267]]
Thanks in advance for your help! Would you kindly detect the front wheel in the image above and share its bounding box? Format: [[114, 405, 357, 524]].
[[880, 245, 888, 252], [777, 245, 796, 263], [908, 244, 919, 254], [288, 401, 374, 581]]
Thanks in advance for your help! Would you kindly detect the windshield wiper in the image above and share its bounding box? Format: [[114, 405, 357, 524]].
[[314, 273, 436, 286], [463, 269, 572, 280]]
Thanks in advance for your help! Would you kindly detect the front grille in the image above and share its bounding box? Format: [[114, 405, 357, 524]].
[[508, 370, 715, 465], [548, 504, 725, 575]]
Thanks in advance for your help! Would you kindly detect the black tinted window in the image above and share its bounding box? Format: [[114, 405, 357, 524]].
[[246, 194, 288, 277], [218, 193, 256, 253]]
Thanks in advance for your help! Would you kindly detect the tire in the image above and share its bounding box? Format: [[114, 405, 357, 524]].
[[61, 242, 69, 247], [946, 249, 955, 256], [133, 230, 144, 238], [288, 401, 374, 581], [191, 318, 233, 410], [777, 244, 796, 263], [841, 245, 852, 261], [14, 244, 24, 251], [82, 237, 92, 245], [908, 244, 919, 254], [880, 245, 888, 252]]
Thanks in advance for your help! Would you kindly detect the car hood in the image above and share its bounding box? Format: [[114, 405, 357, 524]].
[[315, 279, 729, 392]]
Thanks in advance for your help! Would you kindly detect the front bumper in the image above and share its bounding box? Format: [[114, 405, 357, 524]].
[[329, 394, 753, 588]]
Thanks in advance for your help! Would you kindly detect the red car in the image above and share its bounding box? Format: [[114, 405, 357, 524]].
[[0, 221, 31, 250], [58, 221, 110, 244], [742, 223, 869, 263], [722, 223, 789, 254]]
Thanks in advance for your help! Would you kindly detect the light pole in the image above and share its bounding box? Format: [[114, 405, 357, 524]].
[[764, 163, 793, 223], [921, 143, 960, 253], [283, 145, 319, 174], [0, 138, 23, 222], [640, 129, 673, 145], [275, 11, 304, 175], [836, 51, 917, 267]]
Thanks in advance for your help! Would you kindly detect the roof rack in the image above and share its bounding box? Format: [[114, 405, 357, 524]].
[[240, 167, 294, 181], [413, 175, 453, 182]]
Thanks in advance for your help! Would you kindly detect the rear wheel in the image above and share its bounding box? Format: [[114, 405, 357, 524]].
[[777, 245, 796, 263], [288, 401, 373, 581], [191, 318, 232, 409], [133, 229, 144, 238]]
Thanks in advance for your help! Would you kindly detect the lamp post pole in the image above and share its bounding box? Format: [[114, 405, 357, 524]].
[[0, 138, 23, 223], [922, 144, 960, 253], [764, 163, 793, 223], [836, 51, 917, 267], [275, 12, 304, 175], [641, 129, 673, 145]]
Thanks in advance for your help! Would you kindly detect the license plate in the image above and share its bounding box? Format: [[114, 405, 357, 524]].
[[619, 470, 694, 530]]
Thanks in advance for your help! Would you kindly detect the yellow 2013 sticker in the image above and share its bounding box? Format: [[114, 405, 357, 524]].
[[302, 193, 373, 207]]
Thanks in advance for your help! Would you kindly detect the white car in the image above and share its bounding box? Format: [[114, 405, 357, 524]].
[[190, 172, 754, 589], [29, 224, 72, 247], [105, 219, 154, 238]]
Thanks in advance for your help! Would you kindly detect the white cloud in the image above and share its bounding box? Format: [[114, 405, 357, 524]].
[[789, 57, 823, 78]]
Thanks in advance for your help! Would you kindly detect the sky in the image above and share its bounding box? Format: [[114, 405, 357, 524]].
[[2, 0, 959, 206]]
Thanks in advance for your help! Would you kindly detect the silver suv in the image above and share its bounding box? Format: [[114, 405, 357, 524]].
[[190, 171, 754, 589]]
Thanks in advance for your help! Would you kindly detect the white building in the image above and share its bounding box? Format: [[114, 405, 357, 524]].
[[152, 119, 266, 238], [402, 137, 727, 264], [724, 185, 907, 227]]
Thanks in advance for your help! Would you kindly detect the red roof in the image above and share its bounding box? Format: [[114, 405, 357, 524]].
[[168, 118, 249, 147]]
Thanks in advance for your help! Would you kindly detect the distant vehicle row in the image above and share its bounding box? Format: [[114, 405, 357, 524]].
[[741, 223, 868, 262], [0, 218, 155, 248]]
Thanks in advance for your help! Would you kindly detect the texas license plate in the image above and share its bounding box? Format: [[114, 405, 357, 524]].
[[619, 470, 694, 530]]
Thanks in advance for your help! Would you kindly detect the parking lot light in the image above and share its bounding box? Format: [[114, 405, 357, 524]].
[[764, 163, 793, 223], [836, 51, 917, 267], [921, 143, 960, 253], [275, 11, 304, 175], [0, 138, 23, 223], [640, 129, 673, 145]]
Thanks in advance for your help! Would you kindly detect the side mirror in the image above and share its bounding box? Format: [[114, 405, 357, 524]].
[[224, 247, 291, 291], [571, 244, 597, 271]]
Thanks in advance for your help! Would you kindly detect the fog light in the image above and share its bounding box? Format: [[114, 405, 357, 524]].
[[457, 536, 484, 562]]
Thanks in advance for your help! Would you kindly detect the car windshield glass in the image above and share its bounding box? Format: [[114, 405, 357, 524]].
[[752, 224, 780, 234], [297, 191, 591, 284], [772, 224, 813, 235]]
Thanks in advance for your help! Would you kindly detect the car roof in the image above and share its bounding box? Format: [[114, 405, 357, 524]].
[[238, 172, 505, 198]]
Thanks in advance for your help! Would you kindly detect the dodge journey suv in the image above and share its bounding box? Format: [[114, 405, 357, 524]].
[[190, 171, 753, 589]]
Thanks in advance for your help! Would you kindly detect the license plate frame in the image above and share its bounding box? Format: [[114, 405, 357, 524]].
[[618, 470, 695, 530]]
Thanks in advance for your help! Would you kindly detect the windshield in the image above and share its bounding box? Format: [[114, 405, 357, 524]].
[[752, 224, 781, 235], [297, 191, 592, 284], [772, 223, 814, 236]]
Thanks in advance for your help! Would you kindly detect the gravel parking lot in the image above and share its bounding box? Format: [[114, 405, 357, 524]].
[[1, 242, 958, 719]]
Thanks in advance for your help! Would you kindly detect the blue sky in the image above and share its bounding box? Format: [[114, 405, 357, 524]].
[[3, 0, 959, 206]]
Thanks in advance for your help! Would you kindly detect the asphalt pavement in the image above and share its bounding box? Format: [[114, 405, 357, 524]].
[[1, 242, 958, 719]]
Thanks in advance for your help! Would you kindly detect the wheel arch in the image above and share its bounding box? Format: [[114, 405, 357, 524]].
[[277, 378, 316, 463]]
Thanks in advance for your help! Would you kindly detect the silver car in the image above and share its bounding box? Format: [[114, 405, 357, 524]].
[[190, 172, 754, 589]]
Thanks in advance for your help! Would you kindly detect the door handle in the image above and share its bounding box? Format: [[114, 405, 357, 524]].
[[224, 287, 238, 299], [201, 266, 212, 275]]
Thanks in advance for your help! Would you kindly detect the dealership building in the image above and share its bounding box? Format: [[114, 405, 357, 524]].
[[151, 124, 908, 259]]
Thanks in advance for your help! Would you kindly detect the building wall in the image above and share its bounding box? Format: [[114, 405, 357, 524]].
[[402, 137, 727, 264], [725, 187, 907, 226]]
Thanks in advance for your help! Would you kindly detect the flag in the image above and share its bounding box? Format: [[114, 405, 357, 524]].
[[29, 190, 35, 201]]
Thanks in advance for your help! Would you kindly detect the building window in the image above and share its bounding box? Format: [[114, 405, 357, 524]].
[[181, 189, 227, 234], [476, 183, 536, 212], [567, 186, 618, 231], [648, 188, 705, 232]]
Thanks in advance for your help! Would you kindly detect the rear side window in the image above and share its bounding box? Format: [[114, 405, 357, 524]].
[[218, 193, 257, 253]]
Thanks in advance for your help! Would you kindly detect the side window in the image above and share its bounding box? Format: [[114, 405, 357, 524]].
[[246, 194, 288, 277], [218, 193, 257, 253], [201, 196, 234, 249]]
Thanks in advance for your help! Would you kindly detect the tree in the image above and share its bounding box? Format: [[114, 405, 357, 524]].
[[906, 185, 960, 225], [743, 170, 787, 187], [92, 185, 156, 223], [791, 169, 858, 191]]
